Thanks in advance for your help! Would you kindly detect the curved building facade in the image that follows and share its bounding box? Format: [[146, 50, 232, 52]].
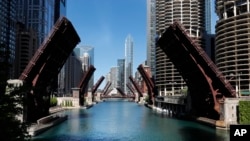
[[155, 0, 208, 96], [215, 0, 250, 93]]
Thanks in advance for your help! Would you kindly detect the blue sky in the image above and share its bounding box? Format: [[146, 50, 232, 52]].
[[67, 0, 147, 87], [66, 0, 217, 88]]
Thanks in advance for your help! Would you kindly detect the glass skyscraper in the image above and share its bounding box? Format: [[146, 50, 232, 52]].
[[17, 0, 55, 47], [0, 0, 17, 79], [117, 59, 125, 92], [80, 46, 94, 89], [54, 0, 66, 23], [81, 46, 94, 67], [124, 34, 134, 94], [146, 0, 156, 78]]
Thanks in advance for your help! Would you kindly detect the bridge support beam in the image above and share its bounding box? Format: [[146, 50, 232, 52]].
[[95, 91, 102, 102], [137, 65, 156, 106], [157, 21, 236, 119], [129, 76, 143, 103], [85, 91, 93, 106], [92, 76, 105, 103], [19, 17, 80, 122], [139, 96, 145, 104]]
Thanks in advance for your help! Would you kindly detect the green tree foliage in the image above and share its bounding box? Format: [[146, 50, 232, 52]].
[[50, 96, 58, 107], [239, 101, 250, 124], [0, 43, 30, 140], [0, 87, 31, 140]]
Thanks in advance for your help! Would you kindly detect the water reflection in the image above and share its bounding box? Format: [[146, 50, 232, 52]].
[[33, 100, 229, 141]]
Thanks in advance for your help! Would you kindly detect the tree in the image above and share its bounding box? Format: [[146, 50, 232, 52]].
[[0, 43, 31, 140], [0, 85, 31, 140], [50, 96, 58, 107], [239, 101, 250, 124]]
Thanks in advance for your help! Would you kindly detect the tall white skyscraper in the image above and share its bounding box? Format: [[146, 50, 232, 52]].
[[124, 34, 134, 94]]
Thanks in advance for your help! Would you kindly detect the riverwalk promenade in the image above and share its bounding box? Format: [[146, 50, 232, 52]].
[[28, 104, 95, 136]]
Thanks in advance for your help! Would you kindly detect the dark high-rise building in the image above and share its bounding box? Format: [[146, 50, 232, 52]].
[[14, 22, 37, 78], [117, 59, 125, 92], [0, 0, 17, 79], [64, 52, 83, 95], [54, 0, 67, 23], [55, 0, 69, 95], [17, 0, 56, 47]]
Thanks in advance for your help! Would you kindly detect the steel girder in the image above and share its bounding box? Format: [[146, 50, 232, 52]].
[[137, 65, 156, 105], [78, 65, 96, 105], [157, 21, 236, 119], [129, 76, 143, 98], [19, 17, 80, 121]]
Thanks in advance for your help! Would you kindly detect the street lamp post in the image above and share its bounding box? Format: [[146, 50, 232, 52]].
[[238, 73, 241, 97]]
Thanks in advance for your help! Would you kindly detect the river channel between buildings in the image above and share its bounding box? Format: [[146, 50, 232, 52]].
[[32, 99, 229, 141]]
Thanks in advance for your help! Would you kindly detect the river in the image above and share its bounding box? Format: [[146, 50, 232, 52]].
[[32, 99, 229, 141]]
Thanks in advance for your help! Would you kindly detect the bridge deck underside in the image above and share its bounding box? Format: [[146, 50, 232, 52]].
[[20, 17, 80, 88], [18, 17, 80, 121], [157, 22, 235, 118]]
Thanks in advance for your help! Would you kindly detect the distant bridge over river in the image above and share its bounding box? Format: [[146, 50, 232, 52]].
[[101, 95, 135, 99]]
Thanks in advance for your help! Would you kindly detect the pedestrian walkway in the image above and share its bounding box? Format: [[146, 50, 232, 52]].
[[28, 106, 67, 136]]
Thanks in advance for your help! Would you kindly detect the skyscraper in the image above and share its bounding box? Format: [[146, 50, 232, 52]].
[[81, 53, 90, 72], [146, 0, 156, 78], [81, 46, 94, 67], [204, 0, 213, 59], [15, 0, 66, 78], [0, 0, 17, 79], [54, 0, 67, 23], [155, 0, 210, 96], [14, 22, 37, 78], [124, 34, 134, 94], [17, 0, 56, 47], [64, 52, 83, 95], [110, 66, 119, 90], [215, 0, 250, 94], [117, 59, 125, 92], [80, 46, 94, 89]]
